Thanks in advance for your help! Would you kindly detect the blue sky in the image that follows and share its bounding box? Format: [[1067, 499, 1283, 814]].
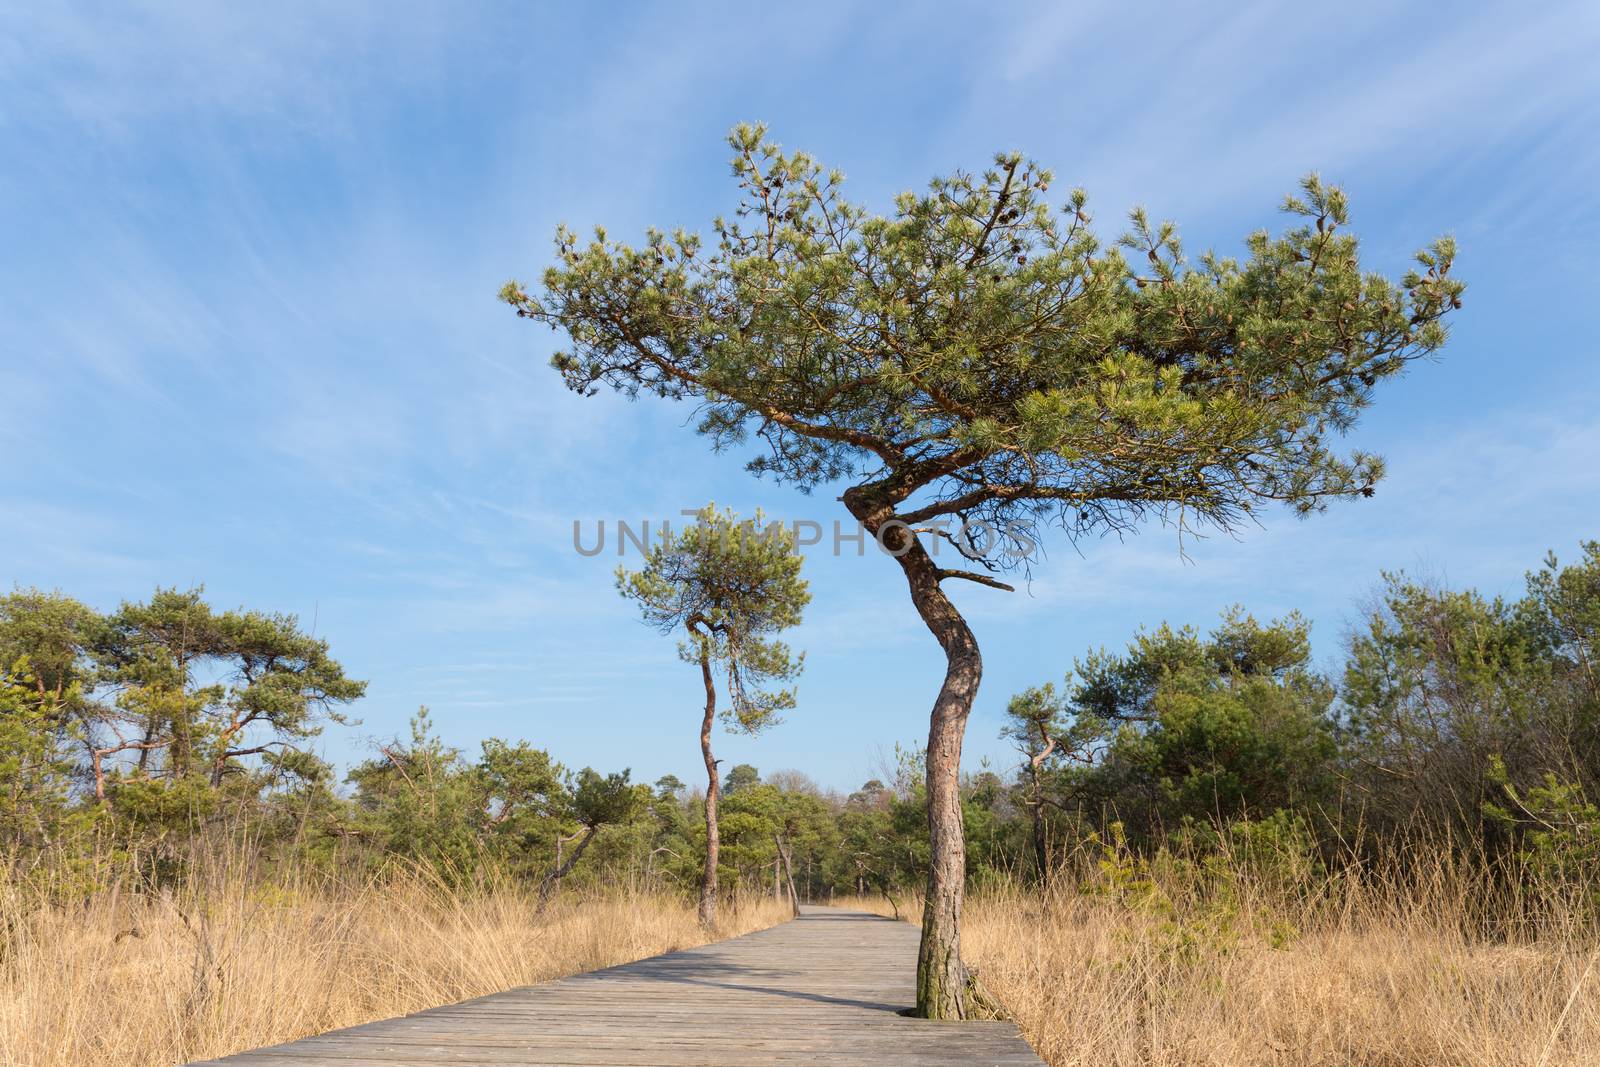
[[3, 2, 1598, 792]]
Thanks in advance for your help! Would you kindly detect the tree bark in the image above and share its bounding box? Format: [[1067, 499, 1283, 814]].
[[90, 747, 108, 802], [697, 641, 720, 930], [846, 488, 982, 1020]]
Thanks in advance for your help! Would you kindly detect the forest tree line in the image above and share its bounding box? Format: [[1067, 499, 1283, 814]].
[[2, 539, 1597, 903]]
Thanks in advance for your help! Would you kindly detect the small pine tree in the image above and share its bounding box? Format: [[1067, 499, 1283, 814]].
[[617, 505, 808, 927]]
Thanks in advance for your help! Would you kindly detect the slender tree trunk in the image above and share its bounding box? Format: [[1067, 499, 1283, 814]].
[[846, 489, 983, 1020], [136, 716, 156, 774], [1030, 762, 1048, 883], [775, 833, 799, 914], [90, 748, 108, 803], [697, 643, 720, 930], [554, 826, 586, 875], [1031, 799, 1048, 883], [537, 824, 599, 909]]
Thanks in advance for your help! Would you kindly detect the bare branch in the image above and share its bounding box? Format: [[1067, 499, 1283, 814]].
[[935, 569, 1015, 592]]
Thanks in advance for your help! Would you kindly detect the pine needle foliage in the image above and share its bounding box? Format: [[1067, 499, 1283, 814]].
[[503, 123, 1463, 553], [617, 505, 809, 733]]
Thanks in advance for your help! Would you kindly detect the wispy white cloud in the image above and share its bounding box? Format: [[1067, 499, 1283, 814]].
[[0, 4, 469, 135], [963, 1, 1600, 226]]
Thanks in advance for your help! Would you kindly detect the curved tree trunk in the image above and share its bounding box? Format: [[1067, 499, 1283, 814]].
[[697, 643, 720, 930], [904, 550, 982, 1020], [537, 823, 599, 911], [846, 489, 983, 1020], [775, 834, 800, 914]]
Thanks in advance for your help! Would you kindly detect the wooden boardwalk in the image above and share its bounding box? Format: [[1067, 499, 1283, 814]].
[[193, 905, 1043, 1066]]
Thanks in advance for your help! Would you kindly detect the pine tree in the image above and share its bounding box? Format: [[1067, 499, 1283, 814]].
[[504, 126, 1462, 1015], [616, 504, 808, 927]]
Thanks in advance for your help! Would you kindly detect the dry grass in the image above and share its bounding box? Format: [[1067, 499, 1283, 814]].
[[0, 856, 790, 1067], [844, 860, 1600, 1067], [10, 844, 1595, 1067]]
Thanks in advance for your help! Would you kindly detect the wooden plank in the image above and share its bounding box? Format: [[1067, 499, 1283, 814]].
[[193, 905, 1043, 1066]]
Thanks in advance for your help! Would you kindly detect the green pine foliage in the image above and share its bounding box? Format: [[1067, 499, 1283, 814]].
[[618, 504, 810, 733], [505, 125, 1462, 545]]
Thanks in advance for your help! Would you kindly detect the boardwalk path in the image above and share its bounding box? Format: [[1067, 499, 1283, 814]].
[[195, 905, 1043, 1066]]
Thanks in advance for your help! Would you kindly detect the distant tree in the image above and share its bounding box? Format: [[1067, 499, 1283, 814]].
[[348, 708, 482, 872], [770, 783, 837, 906], [1001, 684, 1068, 879], [206, 607, 366, 786], [0, 591, 102, 850], [766, 768, 824, 796], [723, 763, 761, 795], [1067, 609, 1336, 839], [1519, 542, 1600, 771], [1343, 546, 1600, 848], [641, 775, 697, 891], [0, 589, 102, 706], [846, 779, 890, 811], [616, 504, 808, 927], [93, 588, 365, 808], [0, 587, 369, 854], [479, 737, 567, 868], [0, 658, 84, 853], [537, 768, 647, 906], [97, 588, 227, 785], [719, 781, 783, 896], [959, 768, 1014, 877], [505, 127, 1462, 1015], [835, 775, 928, 907]]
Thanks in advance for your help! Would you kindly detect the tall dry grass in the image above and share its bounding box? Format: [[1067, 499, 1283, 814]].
[[847, 851, 1600, 1067], [0, 851, 790, 1067]]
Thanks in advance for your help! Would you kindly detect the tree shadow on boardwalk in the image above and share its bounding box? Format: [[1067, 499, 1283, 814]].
[[577, 908, 915, 1013], [644, 970, 907, 1013]]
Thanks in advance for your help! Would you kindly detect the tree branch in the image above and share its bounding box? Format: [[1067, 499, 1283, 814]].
[[935, 568, 1015, 592]]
